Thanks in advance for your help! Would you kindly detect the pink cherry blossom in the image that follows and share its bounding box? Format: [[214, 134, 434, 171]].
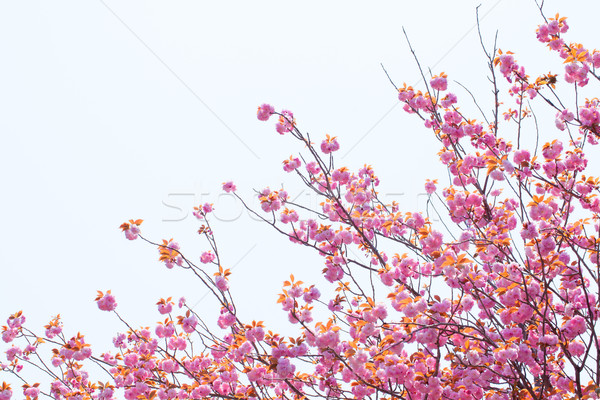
[[0, 388, 12, 400], [513, 149, 531, 165], [222, 181, 236, 193], [430, 75, 448, 91], [424, 180, 437, 194], [320, 136, 340, 154], [157, 301, 173, 315], [200, 251, 215, 264], [562, 316, 586, 339], [283, 156, 301, 172], [215, 275, 229, 292], [275, 110, 295, 134], [96, 291, 117, 312], [23, 387, 39, 399], [257, 103, 275, 121], [181, 315, 198, 333]]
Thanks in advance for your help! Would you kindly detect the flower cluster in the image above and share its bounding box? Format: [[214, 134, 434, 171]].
[[95, 290, 117, 312], [3, 11, 600, 400], [256, 103, 275, 121], [119, 219, 142, 240], [276, 110, 295, 135], [282, 156, 301, 172], [320, 134, 340, 154], [258, 188, 287, 213], [537, 14, 600, 89]]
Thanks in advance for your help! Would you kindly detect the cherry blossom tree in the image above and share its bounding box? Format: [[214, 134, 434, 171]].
[[2, 9, 600, 400]]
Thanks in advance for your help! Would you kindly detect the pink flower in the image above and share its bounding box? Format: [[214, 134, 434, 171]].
[[424, 180, 436, 194], [182, 315, 198, 333], [593, 51, 600, 68], [398, 88, 414, 102], [159, 359, 179, 373], [306, 161, 321, 175], [542, 140, 563, 161], [124, 353, 139, 367], [73, 347, 91, 361], [120, 220, 142, 240], [0, 388, 12, 400], [555, 109, 574, 131], [488, 169, 503, 181], [320, 136, 340, 154], [200, 251, 215, 264], [96, 291, 117, 312], [155, 323, 170, 338], [568, 341, 585, 357], [259, 188, 283, 213], [245, 326, 265, 343], [217, 309, 236, 329], [256, 103, 275, 121], [547, 19, 560, 35], [520, 223, 538, 240], [7, 314, 25, 329], [222, 181, 236, 193], [411, 95, 430, 111], [537, 23, 550, 42], [46, 325, 62, 339], [579, 105, 600, 127], [373, 303, 388, 320], [280, 209, 299, 224], [513, 149, 531, 165], [101, 352, 117, 365], [157, 301, 173, 315], [283, 157, 301, 173], [288, 285, 303, 298], [498, 54, 517, 79], [23, 387, 39, 399], [565, 62, 589, 87], [331, 168, 350, 184], [192, 386, 211, 398], [421, 230, 443, 255], [215, 275, 229, 292], [275, 110, 295, 134], [112, 332, 126, 347], [23, 344, 36, 354], [416, 328, 437, 345], [247, 366, 266, 382], [276, 357, 296, 378], [439, 151, 454, 165], [2, 329, 18, 343], [440, 93, 457, 108], [549, 38, 564, 51], [6, 346, 22, 361], [539, 236, 556, 256], [430, 75, 447, 91], [168, 336, 187, 351], [538, 334, 559, 346], [303, 287, 321, 303], [562, 316, 586, 339]]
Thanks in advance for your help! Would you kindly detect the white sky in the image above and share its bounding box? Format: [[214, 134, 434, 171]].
[[1, 0, 598, 367]]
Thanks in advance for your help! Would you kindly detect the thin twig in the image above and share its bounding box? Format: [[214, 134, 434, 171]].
[[381, 63, 399, 91], [454, 79, 490, 124]]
